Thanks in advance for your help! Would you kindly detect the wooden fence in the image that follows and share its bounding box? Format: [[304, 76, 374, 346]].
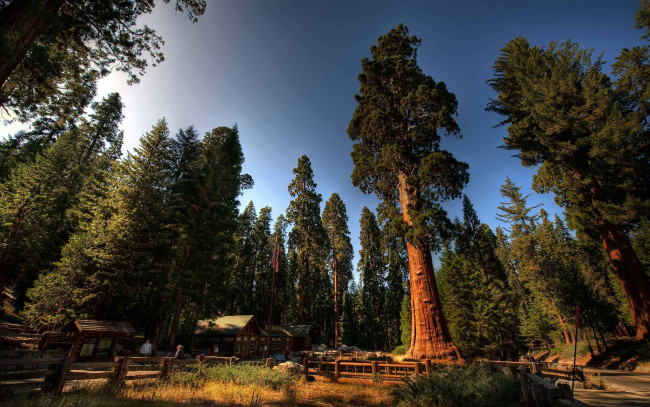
[[0, 355, 270, 396], [303, 358, 434, 380]]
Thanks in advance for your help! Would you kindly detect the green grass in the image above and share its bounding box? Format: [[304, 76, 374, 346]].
[[391, 363, 522, 407], [548, 342, 590, 359], [171, 363, 296, 390]]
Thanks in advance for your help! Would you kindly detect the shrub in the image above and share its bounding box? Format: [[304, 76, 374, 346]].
[[391, 364, 522, 407], [583, 373, 609, 390], [393, 345, 409, 355]]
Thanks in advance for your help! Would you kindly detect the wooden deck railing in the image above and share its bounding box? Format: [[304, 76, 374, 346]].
[[0, 355, 262, 395]]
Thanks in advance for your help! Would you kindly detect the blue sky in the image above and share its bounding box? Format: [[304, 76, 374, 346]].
[[3, 0, 644, 272]]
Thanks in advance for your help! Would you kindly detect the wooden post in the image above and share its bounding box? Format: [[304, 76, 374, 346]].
[[520, 372, 533, 407], [414, 361, 421, 375], [49, 356, 71, 395], [38, 332, 51, 351], [197, 354, 205, 375], [425, 359, 431, 376], [371, 360, 378, 374], [302, 357, 309, 378], [68, 333, 83, 362], [108, 336, 118, 359], [114, 356, 131, 384], [160, 357, 175, 379], [334, 359, 341, 379], [229, 356, 235, 366]]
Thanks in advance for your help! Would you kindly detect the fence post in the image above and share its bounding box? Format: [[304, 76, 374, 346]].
[[425, 359, 431, 376], [334, 359, 341, 379], [197, 354, 205, 375], [160, 357, 175, 379], [114, 356, 131, 384], [302, 357, 309, 378], [37, 332, 50, 351], [371, 360, 378, 375], [414, 361, 421, 375], [520, 372, 533, 407], [50, 356, 71, 396]]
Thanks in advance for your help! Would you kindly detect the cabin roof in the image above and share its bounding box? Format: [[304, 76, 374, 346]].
[[65, 319, 135, 335], [196, 315, 255, 336], [284, 325, 311, 338]]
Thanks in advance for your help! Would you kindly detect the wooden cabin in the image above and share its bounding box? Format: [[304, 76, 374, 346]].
[[195, 315, 263, 358], [262, 323, 312, 353], [64, 319, 135, 361], [195, 316, 313, 358]]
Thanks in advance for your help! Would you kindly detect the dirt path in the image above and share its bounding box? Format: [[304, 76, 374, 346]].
[[575, 369, 650, 407]]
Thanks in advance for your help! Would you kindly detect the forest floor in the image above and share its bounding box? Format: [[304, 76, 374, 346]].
[[3, 376, 395, 407]]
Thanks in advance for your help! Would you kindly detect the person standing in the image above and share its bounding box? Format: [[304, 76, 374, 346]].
[[139, 339, 152, 356]]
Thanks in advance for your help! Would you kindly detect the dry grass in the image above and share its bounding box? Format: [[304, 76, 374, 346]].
[[2, 376, 392, 407]]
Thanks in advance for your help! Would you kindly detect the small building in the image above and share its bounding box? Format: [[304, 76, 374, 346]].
[[195, 316, 312, 358], [262, 323, 312, 354], [195, 315, 263, 358], [64, 319, 135, 361]]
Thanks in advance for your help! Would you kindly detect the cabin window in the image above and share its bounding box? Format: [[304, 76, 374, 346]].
[[271, 338, 281, 351], [221, 337, 234, 355]]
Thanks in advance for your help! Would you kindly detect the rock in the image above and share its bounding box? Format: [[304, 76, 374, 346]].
[[273, 361, 303, 375]]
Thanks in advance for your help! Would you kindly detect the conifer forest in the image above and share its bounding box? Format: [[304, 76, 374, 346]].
[[0, 0, 649, 368]]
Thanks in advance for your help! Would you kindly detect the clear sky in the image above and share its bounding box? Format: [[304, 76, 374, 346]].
[[3, 0, 645, 273]]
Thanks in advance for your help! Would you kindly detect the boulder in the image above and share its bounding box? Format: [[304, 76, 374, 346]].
[[273, 361, 303, 375]]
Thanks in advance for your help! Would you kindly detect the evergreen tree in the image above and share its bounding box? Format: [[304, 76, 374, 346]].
[[230, 201, 257, 314], [251, 206, 273, 322], [496, 178, 573, 345], [487, 20, 650, 338], [340, 281, 360, 347], [348, 24, 469, 359], [322, 193, 353, 347], [437, 196, 519, 359], [0, 93, 124, 311], [357, 207, 385, 350], [286, 155, 329, 331]]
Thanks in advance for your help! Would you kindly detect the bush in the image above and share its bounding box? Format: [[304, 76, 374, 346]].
[[391, 364, 522, 407], [392, 345, 409, 355], [170, 364, 295, 390]]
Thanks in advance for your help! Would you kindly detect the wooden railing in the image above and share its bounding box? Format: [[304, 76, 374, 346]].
[[0, 355, 266, 395], [302, 358, 434, 380]]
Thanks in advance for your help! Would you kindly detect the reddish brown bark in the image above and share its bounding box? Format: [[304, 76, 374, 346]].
[[599, 221, 650, 340], [0, 0, 66, 92], [554, 303, 572, 344], [398, 174, 460, 360], [167, 292, 185, 350]]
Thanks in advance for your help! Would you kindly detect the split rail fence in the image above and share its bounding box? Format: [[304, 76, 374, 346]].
[[0, 355, 266, 395]]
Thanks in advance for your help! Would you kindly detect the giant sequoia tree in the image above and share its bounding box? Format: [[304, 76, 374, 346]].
[[348, 25, 469, 359], [487, 29, 650, 338]]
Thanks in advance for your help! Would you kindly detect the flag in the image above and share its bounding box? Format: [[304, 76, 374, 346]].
[[271, 237, 280, 273]]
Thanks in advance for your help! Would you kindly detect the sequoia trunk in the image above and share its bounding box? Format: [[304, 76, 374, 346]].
[[0, 0, 66, 92], [398, 174, 460, 360], [599, 221, 650, 340]]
